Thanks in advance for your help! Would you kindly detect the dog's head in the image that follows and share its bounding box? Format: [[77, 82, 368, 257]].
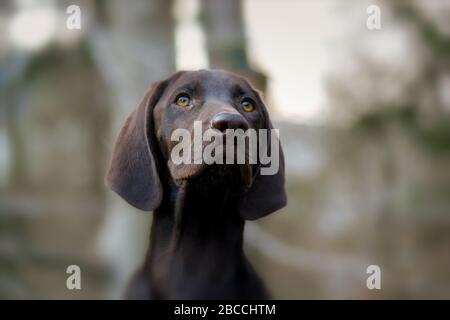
[[106, 70, 286, 220]]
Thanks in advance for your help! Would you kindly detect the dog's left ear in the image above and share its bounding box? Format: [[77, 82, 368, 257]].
[[105, 72, 185, 211], [105, 81, 167, 211], [238, 90, 287, 220]]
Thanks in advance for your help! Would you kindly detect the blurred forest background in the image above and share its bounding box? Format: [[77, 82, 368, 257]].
[[0, 0, 449, 299]]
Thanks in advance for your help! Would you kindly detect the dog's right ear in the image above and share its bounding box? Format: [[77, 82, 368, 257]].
[[106, 72, 185, 211]]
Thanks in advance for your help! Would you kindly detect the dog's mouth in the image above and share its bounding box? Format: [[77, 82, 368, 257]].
[[167, 133, 256, 192], [187, 163, 253, 193], [170, 162, 253, 193]]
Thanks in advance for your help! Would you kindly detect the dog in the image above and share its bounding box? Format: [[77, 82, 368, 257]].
[[105, 69, 286, 299]]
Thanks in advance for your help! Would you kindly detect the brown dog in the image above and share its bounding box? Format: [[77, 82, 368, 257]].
[[106, 69, 286, 299]]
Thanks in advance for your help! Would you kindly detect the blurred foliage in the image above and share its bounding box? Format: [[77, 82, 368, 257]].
[[22, 42, 94, 85], [356, 107, 450, 154]]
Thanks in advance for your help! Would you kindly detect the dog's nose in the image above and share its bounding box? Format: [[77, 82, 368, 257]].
[[210, 113, 249, 133]]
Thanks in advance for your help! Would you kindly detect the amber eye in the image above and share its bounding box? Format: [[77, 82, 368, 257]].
[[241, 98, 255, 112], [175, 94, 192, 107]]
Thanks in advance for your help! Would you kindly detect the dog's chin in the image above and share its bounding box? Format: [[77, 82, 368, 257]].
[[169, 163, 253, 193]]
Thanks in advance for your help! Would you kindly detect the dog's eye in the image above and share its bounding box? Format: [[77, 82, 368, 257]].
[[241, 98, 255, 112], [175, 94, 192, 107]]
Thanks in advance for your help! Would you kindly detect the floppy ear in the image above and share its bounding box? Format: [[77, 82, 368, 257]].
[[238, 92, 287, 220], [105, 81, 168, 211]]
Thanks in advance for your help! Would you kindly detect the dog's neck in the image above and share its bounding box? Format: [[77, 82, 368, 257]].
[[146, 176, 246, 298]]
